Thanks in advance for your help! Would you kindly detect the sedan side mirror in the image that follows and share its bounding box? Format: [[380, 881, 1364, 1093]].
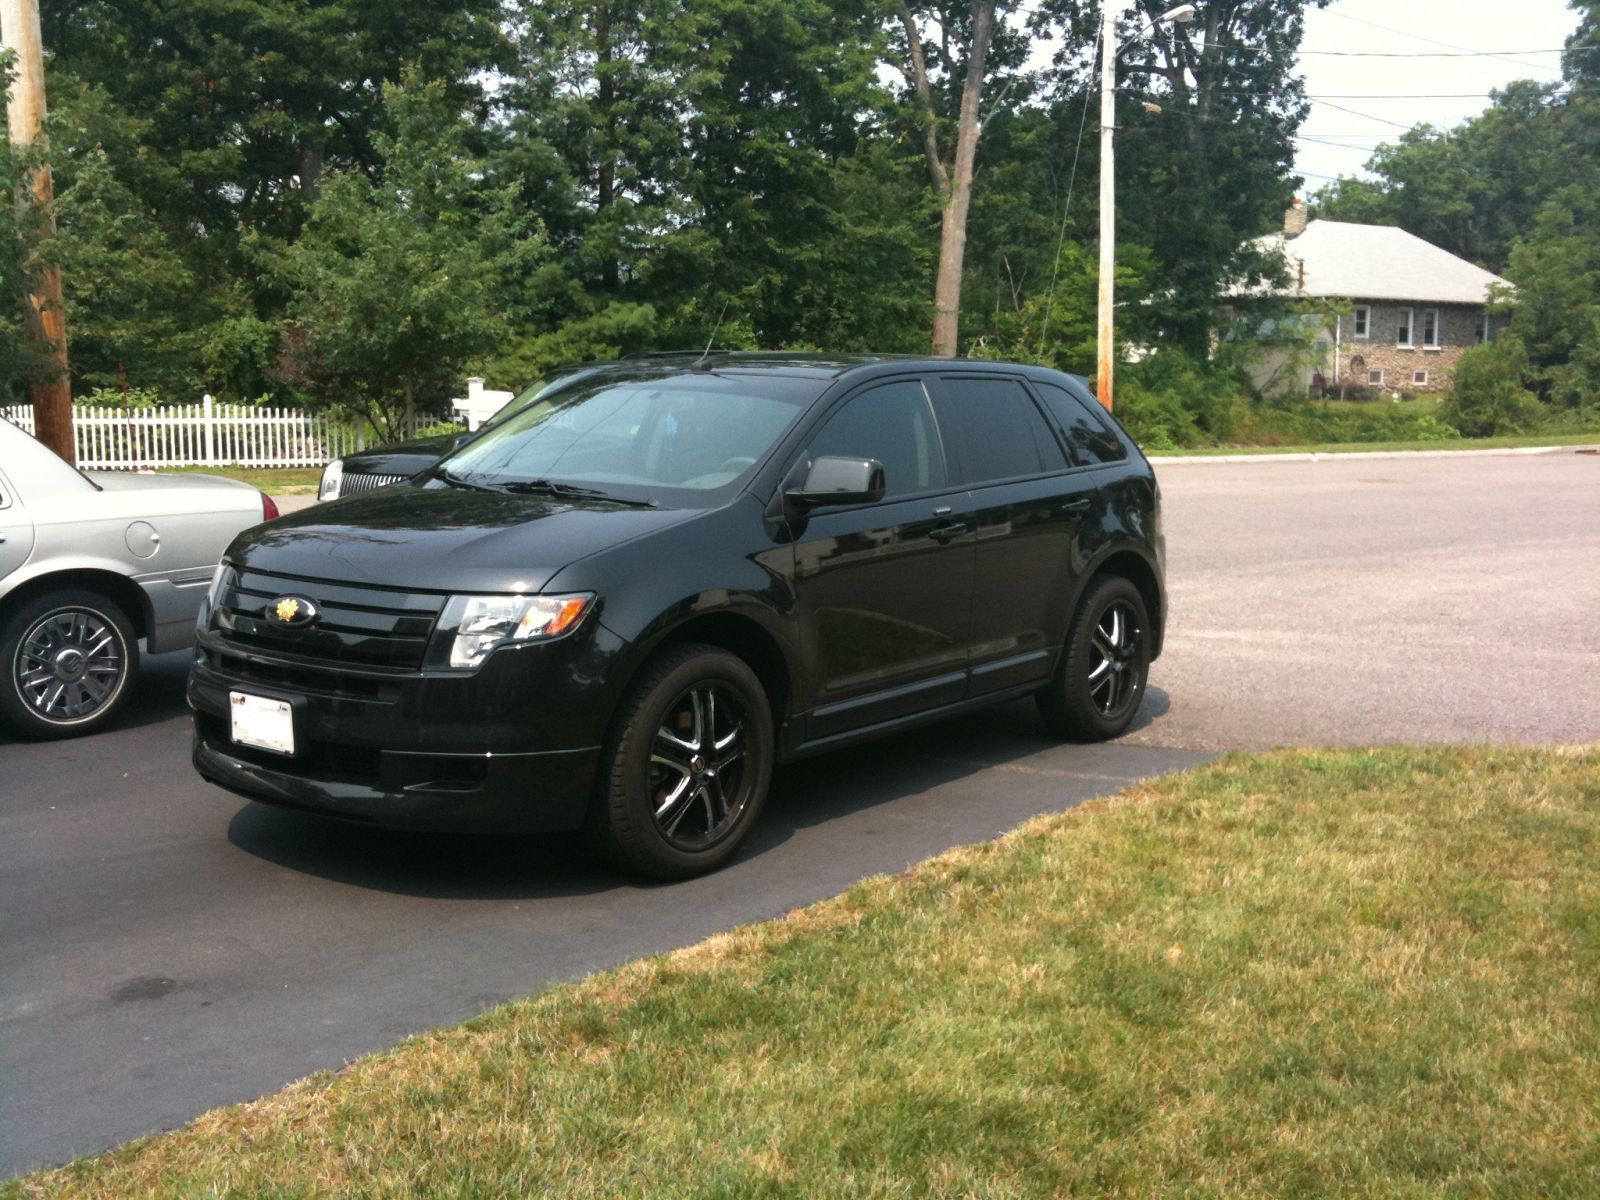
[[786, 456, 886, 509]]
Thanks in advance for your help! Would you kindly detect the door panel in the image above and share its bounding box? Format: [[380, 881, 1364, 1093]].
[[794, 497, 976, 738], [964, 474, 1097, 695], [926, 374, 1092, 698], [0, 474, 35, 587], [786, 377, 977, 740]]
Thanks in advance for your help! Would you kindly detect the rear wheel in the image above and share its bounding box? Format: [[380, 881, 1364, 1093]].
[[587, 643, 774, 879], [1036, 575, 1150, 742], [0, 589, 140, 740]]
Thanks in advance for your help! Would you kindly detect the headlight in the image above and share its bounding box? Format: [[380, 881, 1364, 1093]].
[[427, 592, 594, 670], [318, 458, 344, 500]]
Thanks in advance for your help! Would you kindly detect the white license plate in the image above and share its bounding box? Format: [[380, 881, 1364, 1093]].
[[229, 691, 295, 756]]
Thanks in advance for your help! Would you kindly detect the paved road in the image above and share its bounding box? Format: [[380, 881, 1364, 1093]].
[[1134, 450, 1599, 750], [2, 450, 1595, 1174]]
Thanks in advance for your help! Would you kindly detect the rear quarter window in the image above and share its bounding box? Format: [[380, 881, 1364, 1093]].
[[930, 377, 1069, 485], [1034, 381, 1127, 466]]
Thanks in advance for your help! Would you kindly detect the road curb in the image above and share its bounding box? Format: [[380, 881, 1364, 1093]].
[[1148, 444, 1600, 465]]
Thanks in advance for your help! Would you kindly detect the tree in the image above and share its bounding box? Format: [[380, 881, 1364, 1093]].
[[892, 1, 1033, 355], [270, 78, 543, 437], [1036, 0, 1329, 356]]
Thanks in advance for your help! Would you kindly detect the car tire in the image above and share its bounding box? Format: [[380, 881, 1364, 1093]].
[[1036, 575, 1150, 742], [587, 642, 774, 880], [0, 588, 140, 740]]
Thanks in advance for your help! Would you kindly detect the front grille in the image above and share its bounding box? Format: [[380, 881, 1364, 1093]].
[[338, 471, 408, 496], [212, 567, 445, 670]]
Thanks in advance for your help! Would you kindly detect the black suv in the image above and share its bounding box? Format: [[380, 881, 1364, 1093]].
[[190, 354, 1164, 878]]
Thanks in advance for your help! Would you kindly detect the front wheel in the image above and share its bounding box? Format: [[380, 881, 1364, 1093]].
[[1036, 575, 1150, 742], [587, 643, 774, 880], [0, 589, 140, 740]]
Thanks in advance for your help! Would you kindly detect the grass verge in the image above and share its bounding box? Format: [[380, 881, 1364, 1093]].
[[156, 466, 322, 494], [1157, 431, 1600, 456], [9, 746, 1598, 1198]]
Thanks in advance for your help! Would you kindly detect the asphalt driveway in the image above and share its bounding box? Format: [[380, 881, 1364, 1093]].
[[2, 449, 1596, 1175]]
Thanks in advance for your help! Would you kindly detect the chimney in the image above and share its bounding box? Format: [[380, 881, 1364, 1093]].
[[1284, 198, 1308, 239]]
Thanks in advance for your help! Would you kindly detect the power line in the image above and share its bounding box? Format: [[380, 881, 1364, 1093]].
[[1322, 9, 1564, 74], [1296, 43, 1596, 58]]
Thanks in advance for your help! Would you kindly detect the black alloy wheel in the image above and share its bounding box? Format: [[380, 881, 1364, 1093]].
[[1036, 574, 1150, 742], [0, 589, 139, 740], [589, 643, 774, 879]]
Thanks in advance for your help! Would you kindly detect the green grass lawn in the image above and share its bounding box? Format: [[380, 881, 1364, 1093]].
[[158, 465, 323, 494], [9, 746, 1598, 1198], [1156, 431, 1600, 456]]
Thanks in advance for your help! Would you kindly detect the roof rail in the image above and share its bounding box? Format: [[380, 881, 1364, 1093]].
[[621, 350, 717, 359]]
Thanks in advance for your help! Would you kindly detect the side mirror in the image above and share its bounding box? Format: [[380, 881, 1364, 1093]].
[[786, 456, 886, 509]]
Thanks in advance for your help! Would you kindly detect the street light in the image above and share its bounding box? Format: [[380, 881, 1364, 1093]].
[[1096, 2, 1195, 412]]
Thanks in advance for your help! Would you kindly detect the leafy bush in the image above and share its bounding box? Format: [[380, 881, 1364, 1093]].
[[1113, 350, 1247, 450], [79, 385, 163, 409], [1439, 339, 1545, 437]]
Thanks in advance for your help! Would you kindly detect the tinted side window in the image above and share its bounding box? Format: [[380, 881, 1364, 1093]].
[[931, 378, 1069, 485], [808, 380, 947, 498], [1035, 381, 1127, 465]]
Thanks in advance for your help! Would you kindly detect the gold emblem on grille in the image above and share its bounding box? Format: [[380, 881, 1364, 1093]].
[[275, 597, 300, 623]]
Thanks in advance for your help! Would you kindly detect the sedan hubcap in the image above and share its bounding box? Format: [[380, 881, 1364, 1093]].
[[1086, 599, 1142, 718], [650, 683, 748, 850], [15, 609, 126, 723]]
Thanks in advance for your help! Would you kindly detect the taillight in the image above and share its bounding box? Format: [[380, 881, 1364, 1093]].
[[261, 492, 280, 521]]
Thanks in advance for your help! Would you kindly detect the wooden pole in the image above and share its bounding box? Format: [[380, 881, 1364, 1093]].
[[2, 0, 73, 463], [1095, 0, 1120, 412]]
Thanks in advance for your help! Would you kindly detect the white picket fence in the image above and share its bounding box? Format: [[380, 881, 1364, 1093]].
[[0, 396, 401, 469]]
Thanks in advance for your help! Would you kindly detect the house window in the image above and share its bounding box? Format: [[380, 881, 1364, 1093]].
[[1421, 308, 1439, 348], [1367, 368, 1385, 386], [1413, 370, 1429, 386], [1396, 307, 1414, 348], [1352, 305, 1371, 339], [1476, 311, 1492, 343]]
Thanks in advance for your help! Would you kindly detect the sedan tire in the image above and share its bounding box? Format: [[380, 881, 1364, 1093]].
[[1, 589, 140, 740], [1036, 574, 1150, 742], [588, 643, 774, 880]]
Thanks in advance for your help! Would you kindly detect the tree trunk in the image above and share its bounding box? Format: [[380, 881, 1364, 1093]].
[[2, 0, 74, 464], [930, 1, 995, 358]]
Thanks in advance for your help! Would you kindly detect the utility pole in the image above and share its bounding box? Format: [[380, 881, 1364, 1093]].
[[1095, 0, 1121, 412], [2, 0, 73, 464]]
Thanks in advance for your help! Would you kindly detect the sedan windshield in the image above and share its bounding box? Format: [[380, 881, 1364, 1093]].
[[435, 370, 823, 505]]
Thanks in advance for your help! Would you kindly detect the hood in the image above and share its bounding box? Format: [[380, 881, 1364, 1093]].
[[226, 482, 702, 594], [341, 434, 466, 476]]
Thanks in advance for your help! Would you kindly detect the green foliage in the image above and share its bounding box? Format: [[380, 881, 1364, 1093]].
[[51, 148, 204, 397], [1501, 183, 1600, 406], [78, 385, 163, 409], [268, 78, 544, 437], [970, 241, 1155, 372], [1114, 351, 1249, 450], [482, 303, 658, 389], [1440, 340, 1545, 438]]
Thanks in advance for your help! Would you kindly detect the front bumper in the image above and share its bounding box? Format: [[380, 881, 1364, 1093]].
[[188, 617, 625, 832], [192, 728, 598, 832]]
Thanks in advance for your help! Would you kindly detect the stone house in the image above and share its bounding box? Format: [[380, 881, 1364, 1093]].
[[1240, 202, 1513, 397]]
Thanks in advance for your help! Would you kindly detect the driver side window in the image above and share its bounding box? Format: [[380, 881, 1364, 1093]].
[[808, 380, 947, 499]]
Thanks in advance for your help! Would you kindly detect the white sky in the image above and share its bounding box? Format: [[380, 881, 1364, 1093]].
[[1293, 0, 1584, 188]]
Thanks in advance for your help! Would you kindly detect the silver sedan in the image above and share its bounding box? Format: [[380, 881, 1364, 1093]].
[[0, 417, 273, 739]]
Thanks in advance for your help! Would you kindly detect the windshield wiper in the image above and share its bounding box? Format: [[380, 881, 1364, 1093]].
[[430, 467, 500, 493], [498, 479, 657, 508]]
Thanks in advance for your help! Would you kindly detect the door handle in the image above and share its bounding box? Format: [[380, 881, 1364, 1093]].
[[1058, 498, 1093, 515], [928, 520, 970, 545]]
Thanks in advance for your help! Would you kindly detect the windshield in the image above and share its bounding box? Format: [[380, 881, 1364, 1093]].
[[435, 370, 823, 505]]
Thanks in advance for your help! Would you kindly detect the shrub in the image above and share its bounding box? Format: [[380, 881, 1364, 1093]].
[[1439, 339, 1545, 437]]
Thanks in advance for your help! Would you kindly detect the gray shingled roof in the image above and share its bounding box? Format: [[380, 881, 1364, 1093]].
[[1252, 220, 1513, 304]]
